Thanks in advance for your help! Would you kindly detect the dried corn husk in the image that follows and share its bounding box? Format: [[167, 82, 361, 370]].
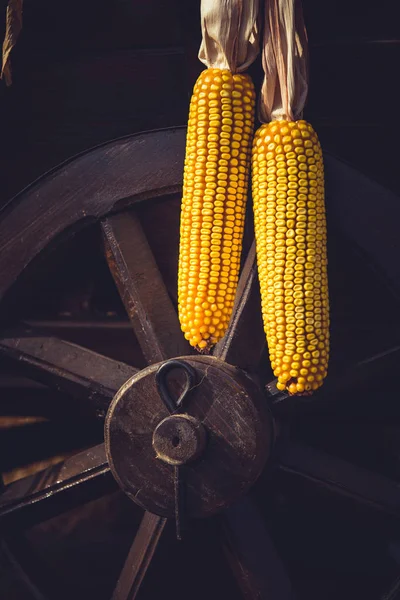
[[259, 0, 308, 122], [1, 0, 23, 86], [198, 0, 260, 73]]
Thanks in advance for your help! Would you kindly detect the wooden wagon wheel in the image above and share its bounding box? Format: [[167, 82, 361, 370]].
[[1, 127, 400, 600]]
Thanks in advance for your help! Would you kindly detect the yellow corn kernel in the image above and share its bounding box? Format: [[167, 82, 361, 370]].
[[252, 119, 329, 394], [178, 68, 255, 351]]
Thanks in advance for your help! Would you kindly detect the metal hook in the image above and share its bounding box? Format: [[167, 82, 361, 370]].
[[154, 359, 197, 541], [155, 359, 196, 414]]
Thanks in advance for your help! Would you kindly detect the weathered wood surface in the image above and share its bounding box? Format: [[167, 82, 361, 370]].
[[221, 496, 296, 600], [105, 356, 271, 519], [101, 204, 195, 593], [102, 212, 190, 364], [278, 441, 400, 519], [16, 319, 145, 367], [0, 333, 138, 416], [111, 512, 167, 600], [214, 242, 265, 371], [136, 193, 182, 304], [0, 123, 399, 311], [0, 2, 398, 597], [0, 444, 113, 528], [101, 206, 194, 594], [0, 121, 399, 311], [0, 128, 186, 300]]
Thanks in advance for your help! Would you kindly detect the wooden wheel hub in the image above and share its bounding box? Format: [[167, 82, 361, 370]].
[[104, 355, 272, 518], [152, 414, 207, 466]]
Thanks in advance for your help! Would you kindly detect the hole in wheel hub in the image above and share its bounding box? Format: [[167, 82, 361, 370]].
[[152, 414, 207, 466]]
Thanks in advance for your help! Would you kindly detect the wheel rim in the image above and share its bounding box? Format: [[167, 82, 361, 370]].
[[0, 128, 399, 600]]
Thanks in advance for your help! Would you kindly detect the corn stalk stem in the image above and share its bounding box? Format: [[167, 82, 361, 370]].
[[259, 0, 308, 122], [198, 0, 260, 73]]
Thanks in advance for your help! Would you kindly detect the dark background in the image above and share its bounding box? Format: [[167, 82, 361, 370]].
[[0, 0, 399, 206]]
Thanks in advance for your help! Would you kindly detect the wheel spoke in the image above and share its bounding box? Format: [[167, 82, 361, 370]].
[[381, 575, 400, 600], [0, 444, 114, 528], [21, 318, 145, 367], [0, 333, 138, 416], [102, 212, 190, 364], [1, 539, 49, 600], [214, 242, 265, 371], [316, 344, 400, 405], [268, 344, 400, 412], [0, 128, 186, 300], [220, 496, 296, 600], [111, 512, 167, 600], [278, 441, 400, 519]]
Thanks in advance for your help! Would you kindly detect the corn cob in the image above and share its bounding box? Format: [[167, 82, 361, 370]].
[[252, 120, 329, 394], [178, 68, 256, 351]]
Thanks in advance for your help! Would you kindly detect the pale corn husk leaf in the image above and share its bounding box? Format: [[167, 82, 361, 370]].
[[259, 0, 308, 122], [198, 0, 260, 73], [1, 0, 23, 86]]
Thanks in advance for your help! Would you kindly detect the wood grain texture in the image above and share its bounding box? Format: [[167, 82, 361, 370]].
[[0, 333, 138, 416], [111, 512, 166, 600], [136, 193, 182, 304], [102, 212, 190, 364], [0, 444, 113, 528], [214, 242, 265, 371], [105, 355, 272, 519], [1, 127, 400, 311], [16, 319, 145, 367], [221, 496, 296, 600], [0, 128, 186, 300], [278, 441, 400, 519]]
